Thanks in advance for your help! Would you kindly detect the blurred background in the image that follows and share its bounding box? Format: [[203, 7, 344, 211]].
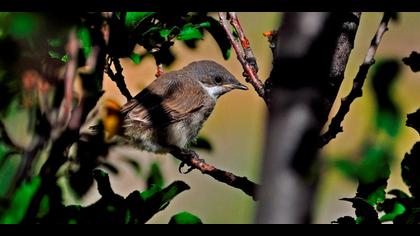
[[3, 12, 420, 223]]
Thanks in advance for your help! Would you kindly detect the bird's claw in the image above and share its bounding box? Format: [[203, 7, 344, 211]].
[[177, 153, 206, 174]]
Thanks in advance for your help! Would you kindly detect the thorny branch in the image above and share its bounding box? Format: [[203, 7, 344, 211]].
[[170, 147, 258, 200], [105, 56, 132, 101], [218, 12, 267, 103], [319, 13, 393, 147]]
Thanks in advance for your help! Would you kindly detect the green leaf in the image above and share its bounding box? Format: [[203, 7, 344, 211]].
[[190, 136, 213, 152], [362, 182, 387, 206], [147, 162, 164, 188], [140, 184, 162, 201], [401, 142, 420, 198], [159, 29, 172, 39], [177, 23, 203, 41], [0, 176, 41, 224], [169, 211, 203, 224], [77, 27, 92, 59], [138, 181, 190, 223], [380, 202, 406, 222], [129, 53, 141, 64], [48, 50, 62, 60], [36, 195, 50, 219], [125, 12, 155, 29], [61, 54, 69, 63], [158, 181, 190, 206]]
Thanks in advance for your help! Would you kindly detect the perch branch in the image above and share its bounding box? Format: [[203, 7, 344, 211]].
[[105, 56, 132, 101], [170, 148, 258, 200], [218, 12, 267, 103], [319, 13, 392, 147]]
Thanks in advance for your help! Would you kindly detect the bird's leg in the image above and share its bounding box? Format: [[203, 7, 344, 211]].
[[169, 146, 206, 174]]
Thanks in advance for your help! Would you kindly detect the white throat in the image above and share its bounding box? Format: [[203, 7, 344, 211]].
[[201, 84, 226, 99]]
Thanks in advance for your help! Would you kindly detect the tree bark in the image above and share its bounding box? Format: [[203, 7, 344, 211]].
[[256, 12, 361, 224]]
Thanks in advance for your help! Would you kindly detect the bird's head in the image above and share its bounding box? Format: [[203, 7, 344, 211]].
[[184, 60, 248, 99]]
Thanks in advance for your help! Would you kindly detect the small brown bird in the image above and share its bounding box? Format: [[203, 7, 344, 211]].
[[115, 60, 248, 153]]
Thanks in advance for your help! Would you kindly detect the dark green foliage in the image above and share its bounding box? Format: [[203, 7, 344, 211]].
[[68, 122, 111, 197], [334, 59, 413, 224], [106, 12, 230, 65], [1, 12, 214, 224], [36, 169, 190, 224], [169, 211, 203, 224]]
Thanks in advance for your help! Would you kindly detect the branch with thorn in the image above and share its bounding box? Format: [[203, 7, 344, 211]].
[[218, 12, 267, 103], [105, 56, 132, 101], [170, 147, 258, 200], [319, 13, 393, 147]]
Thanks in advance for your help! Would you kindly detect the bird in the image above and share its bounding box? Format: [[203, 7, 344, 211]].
[[110, 60, 248, 154]]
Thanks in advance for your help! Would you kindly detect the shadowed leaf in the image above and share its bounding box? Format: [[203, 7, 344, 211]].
[[204, 16, 232, 60], [403, 51, 420, 72], [406, 109, 420, 135], [341, 197, 380, 224], [401, 142, 420, 198], [190, 136, 213, 152], [332, 216, 356, 224]]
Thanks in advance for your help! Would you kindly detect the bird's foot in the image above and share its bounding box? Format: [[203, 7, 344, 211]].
[[174, 148, 205, 174]]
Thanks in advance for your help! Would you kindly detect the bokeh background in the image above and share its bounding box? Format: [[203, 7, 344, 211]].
[[4, 12, 420, 223]]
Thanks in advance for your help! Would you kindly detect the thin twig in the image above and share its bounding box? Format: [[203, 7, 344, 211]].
[[170, 148, 258, 200], [319, 13, 392, 147], [228, 12, 259, 73], [105, 56, 132, 101], [58, 30, 79, 126], [218, 12, 267, 103]]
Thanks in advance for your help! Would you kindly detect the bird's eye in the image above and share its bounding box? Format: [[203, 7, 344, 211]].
[[214, 76, 223, 84]]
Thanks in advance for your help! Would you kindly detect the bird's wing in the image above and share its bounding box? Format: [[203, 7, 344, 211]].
[[121, 73, 207, 129]]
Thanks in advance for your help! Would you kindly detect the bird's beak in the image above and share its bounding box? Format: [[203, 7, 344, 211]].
[[224, 83, 248, 90]]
